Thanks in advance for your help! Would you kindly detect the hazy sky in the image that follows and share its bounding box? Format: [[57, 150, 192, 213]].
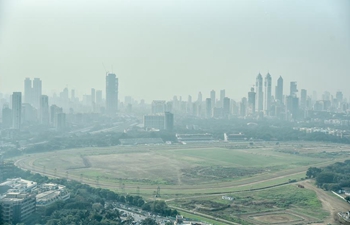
[[0, 0, 349, 101]]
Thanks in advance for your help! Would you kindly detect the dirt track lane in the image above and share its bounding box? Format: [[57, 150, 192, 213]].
[[301, 180, 350, 225]]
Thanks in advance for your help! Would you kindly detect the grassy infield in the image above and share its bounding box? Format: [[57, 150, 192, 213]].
[[31, 145, 338, 224]]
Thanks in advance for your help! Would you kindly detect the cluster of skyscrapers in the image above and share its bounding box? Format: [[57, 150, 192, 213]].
[[0, 71, 347, 131]]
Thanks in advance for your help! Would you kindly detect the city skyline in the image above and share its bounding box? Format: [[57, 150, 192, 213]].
[[0, 0, 349, 101]]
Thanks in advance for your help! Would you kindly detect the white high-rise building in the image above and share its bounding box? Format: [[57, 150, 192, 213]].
[[106, 73, 118, 114], [256, 73, 263, 112], [264, 73, 272, 114]]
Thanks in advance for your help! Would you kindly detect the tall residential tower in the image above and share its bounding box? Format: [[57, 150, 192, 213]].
[[255, 73, 263, 112], [106, 73, 118, 115]]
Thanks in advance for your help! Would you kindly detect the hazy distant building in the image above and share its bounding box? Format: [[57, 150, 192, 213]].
[[275, 76, 283, 103], [264, 73, 272, 115], [151, 100, 166, 114], [50, 105, 63, 125], [164, 112, 174, 130], [32, 78, 42, 109], [205, 98, 212, 118], [96, 90, 103, 105], [12, 92, 22, 130], [286, 95, 299, 120], [240, 97, 247, 117], [223, 97, 231, 118], [40, 95, 49, 125], [290, 82, 298, 97], [2, 106, 12, 129], [106, 73, 118, 114], [22, 103, 37, 123], [197, 92, 202, 103], [256, 73, 263, 112], [144, 115, 165, 130], [24, 78, 41, 109], [248, 87, 256, 115], [91, 88, 96, 104], [24, 78, 32, 105], [210, 90, 216, 109], [300, 89, 307, 110], [55, 113, 66, 130], [336, 91, 343, 103], [220, 89, 225, 107]]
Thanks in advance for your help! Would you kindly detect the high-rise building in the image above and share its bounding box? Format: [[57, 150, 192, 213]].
[[205, 98, 212, 118], [197, 92, 202, 103], [300, 89, 307, 110], [12, 92, 22, 130], [91, 88, 96, 104], [96, 90, 103, 105], [256, 73, 263, 112], [50, 105, 63, 125], [223, 97, 231, 118], [24, 78, 32, 104], [151, 100, 166, 114], [240, 97, 247, 117], [32, 78, 42, 109], [220, 89, 225, 107], [71, 89, 75, 100], [290, 82, 298, 97], [248, 87, 256, 115], [275, 76, 283, 103], [264, 73, 272, 114], [2, 106, 12, 129], [55, 113, 66, 130], [164, 112, 174, 130], [106, 73, 118, 114], [210, 90, 216, 109], [286, 95, 299, 120], [336, 91, 343, 103], [143, 115, 165, 130], [40, 95, 49, 125]]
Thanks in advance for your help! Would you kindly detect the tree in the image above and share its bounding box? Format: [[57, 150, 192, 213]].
[[141, 218, 158, 225], [306, 167, 322, 178], [316, 172, 336, 186]]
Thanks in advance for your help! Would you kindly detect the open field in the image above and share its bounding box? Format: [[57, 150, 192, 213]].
[[15, 142, 350, 196], [14, 141, 350, 224]]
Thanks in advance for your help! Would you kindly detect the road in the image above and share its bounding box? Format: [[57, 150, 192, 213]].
[[301, 180, 350, 225]]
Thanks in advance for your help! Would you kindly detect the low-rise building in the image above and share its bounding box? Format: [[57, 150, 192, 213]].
[[0, 193, 36, 224], [36, 183, 70, 208]]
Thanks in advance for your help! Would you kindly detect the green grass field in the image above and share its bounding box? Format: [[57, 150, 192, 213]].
[[15, 142, 349, 224]]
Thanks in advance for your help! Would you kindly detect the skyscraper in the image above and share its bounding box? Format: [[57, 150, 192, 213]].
[[96, 90, 103, 105], [205, 98, 212, 118], [290, 82, 298, 97], [197, 92, 202, 103], [210, 90, 216, 108], [220, 89, 225, 107], [40, 95, 49, 125], [24, 78, 32, 104], [223, 97, 231, 118], [264, 73, 272, 114], [12, 92, 22, 130], [275, 76, 283, 103], [151, 100, 166, 114], [248, 87, 256, 115], [300, 89, 307, 110], [91, 88, 96, 104], [32, 78, 42, 109], [164, 112, 174, 130], [256, 73, 263, 112], [106, 73, 118, 114]]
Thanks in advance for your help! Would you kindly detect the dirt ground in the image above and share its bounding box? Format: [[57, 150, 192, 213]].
[[301, 180, 350, 225], [252, 213, 300, 223]]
